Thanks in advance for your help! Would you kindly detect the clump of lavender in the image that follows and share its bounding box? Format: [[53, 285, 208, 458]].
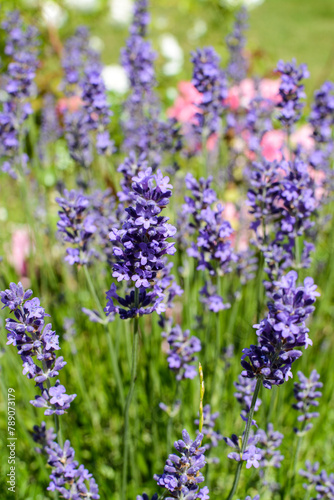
[[154, 429, 209, 499], [241, 271, 319, 389], [191, 46, 228, 140], [61, 27, 113, 166], [56, 189, 98, 266], [183, 173, 237, 311], [61, 26, 96, 94], [194, 404, 222, 462], [38, 94, 62, 161], [309, 81, 334, 185], [292, 369, 323, 434], [299, 461, 334, 499], [276, 59, 309, 133], [226, 7, 249, 84], [121, 0, 168, 167], [33, 423, 99, 499], [0, 11, 39, 178], [105, 168, 176, 319], [0, 283, 76, 415], [255, 424, 284, 471], [162, 324, 201, 381], [234, 375, 262, 423], [247, 156, 317, 291]]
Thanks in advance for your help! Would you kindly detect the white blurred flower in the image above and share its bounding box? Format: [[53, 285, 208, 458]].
[[89, 36, 104, 52], [221, 0, 264, 10], [109, 0, 133, 25], [187, 19, 207, 40], [42, 1, 67, 27], [159, 34, 183, 76], [64, 0, 100, 12], [102, 65, 129, 94]]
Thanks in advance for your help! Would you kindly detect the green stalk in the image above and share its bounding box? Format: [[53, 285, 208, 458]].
[[167, 381, 181, 454], [225, 378, 262, 500], [83, 265, 125, 409], [121, 314, 139, 500]]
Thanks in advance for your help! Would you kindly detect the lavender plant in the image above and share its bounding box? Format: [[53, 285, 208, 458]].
[[162, 324, 201, 381], [0, 282, 76, 417], [0, 11, 39, 178], [292, 369, 323, 435], [33, 423, 100, 499], [154, 429, 209, 499]]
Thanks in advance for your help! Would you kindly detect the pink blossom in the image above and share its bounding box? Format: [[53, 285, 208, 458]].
[[291, 124, 315, 152], [260, 130, 286, 161], [226, 78, 281, 110], [56, 95, 83, 116], [10, 228, 33, 277], [167, 81, 202, 124]]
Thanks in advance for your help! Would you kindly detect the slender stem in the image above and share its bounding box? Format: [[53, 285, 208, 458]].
[[167, 381, 181, 454], [225, 378, 262, 500], [83, 266, 125, 409], [121, 315, 139, 500]]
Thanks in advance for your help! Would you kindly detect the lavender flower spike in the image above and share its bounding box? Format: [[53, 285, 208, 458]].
[[226, 7, 249, 84], [154, 429, 209, 499], [105, 168, 176, 319], [1, 282, 76, 415], [33, 423, 100, 499], [191, 46, 228, 139], [276, 59, 309, 130], [56, 189, 98, 266], [1, 11, 39, 178], [162, 324, 201, 381], [292, 369, 323, 434], [241, 271, 319, 389]]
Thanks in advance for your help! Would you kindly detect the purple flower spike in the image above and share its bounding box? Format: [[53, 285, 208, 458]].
[[162, 324, 201, 381], [0, 11, 39, 178], [154, 429, 209, 499], [34, 425, 100, 499], [191, 46, 228, 139], [61, 26, 113, 166], [241, 271, 319, 389], [292, 369, 323, 434], [56, 189, 98, 266], [1, 282, 76, 415], [276, 59, 309, 130], [226, 7, 249, 84], [105, 168, 177, 319]]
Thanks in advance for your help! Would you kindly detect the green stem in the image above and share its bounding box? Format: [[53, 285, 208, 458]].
[[121, 315, 139, 500], [83, 266, 125, 409], [225, 378, 262, 500], [167, 381, 181, 454]]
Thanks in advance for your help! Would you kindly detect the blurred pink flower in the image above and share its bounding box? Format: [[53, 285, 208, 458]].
[[167, 81, 202, 124], [260, 130, 286, 161], [10, 228, 33, 277], [226, 78, 281, 110], [56, 95, 83, 116], [291, 124, 314, 152]]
